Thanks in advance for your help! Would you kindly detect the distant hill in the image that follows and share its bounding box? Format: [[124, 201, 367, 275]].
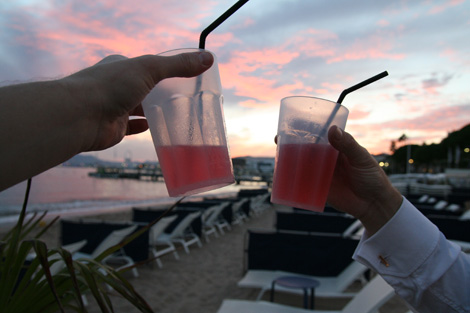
[[63, 154, 160, 168], [62, 154, 122, 167]]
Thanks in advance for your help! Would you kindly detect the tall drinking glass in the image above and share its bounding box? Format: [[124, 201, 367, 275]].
[[271, 96, 349, 211], [142, 48, 234, 197]]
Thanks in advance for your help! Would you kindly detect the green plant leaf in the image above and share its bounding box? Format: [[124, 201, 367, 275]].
[[0, 179, 188, 313], [58, 248, 87, 311], [32, 239, 65, 312], [73, 260, 112, 313]]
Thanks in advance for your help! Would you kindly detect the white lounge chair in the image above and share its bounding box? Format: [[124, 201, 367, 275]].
[[202, 202, 230, 242], [342, 219, 364, 239], [32, 240, 90, 306], [48, 239, 88, 276], [28, 239, 89, 281], [155, 211, 202, 255], [237, 261, 368, 300], [148, 215, 178, 268], [73, 224, 139, 277], [214, 208, 232, 235], [249, 193, 271, 216], [231, 198, 250, 225], [459, 210, 470, 220], [219, 275, 395, 313]]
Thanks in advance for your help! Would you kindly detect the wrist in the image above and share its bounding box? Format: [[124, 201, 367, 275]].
[[359, 187, 403, 236]]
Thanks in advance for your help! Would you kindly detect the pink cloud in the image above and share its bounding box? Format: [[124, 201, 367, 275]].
[[428, 0, 465, 15], [221, 25, 406, 109], [440, 48, 470, 67], [220, 65, 306, 107], [217, 30, 354, 108], [349, 103, 470, 154], [327, 34, 406, 64], [377, 19, 390, 27], [380, 105, 469, 134], [227, 49, 299, 74], [313, 88, 329, 95], [348, 109, 371, 120], [8, 0, 222, 69], [287, 29, 337, 58], [219, 48, 305, 107]]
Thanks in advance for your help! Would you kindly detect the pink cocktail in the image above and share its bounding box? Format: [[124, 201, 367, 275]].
[[271, 143, 339, 211], [156, 145, 234, 197]]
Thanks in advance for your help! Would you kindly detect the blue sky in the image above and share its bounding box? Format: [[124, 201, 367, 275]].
[[1, 0, 469, 161]]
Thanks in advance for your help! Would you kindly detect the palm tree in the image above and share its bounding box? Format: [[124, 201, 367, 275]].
[[398, 134, 411, 173]]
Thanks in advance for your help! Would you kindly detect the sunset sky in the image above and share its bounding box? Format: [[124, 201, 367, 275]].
[[1, 0, 469, 162]]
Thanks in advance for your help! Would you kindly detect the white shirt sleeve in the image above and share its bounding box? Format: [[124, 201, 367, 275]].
[[353, 197, 470, 313]]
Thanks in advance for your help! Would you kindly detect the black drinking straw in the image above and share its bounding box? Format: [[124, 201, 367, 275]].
[[195, 0, 249, 135], [317, 71, 389, 142], [337, 71, 388, 104], [199, 0, 249, 49]]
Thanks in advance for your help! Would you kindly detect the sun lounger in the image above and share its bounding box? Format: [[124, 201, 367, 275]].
[[231, 198, 250, 225], [238, 261, 368, 300], [73, 224, 139, 277], [244, 230, 360, 277], [201, 202, 231, 241], [249, 192, 272, 216], [148, 215, 178, 267], [133, 207, 203, 237], [220, 275, 395, 313], [155, 211, 202, 255], [47, 240, 88, 276], [61, 219, 149, 264], [275, 211, 361, 238]]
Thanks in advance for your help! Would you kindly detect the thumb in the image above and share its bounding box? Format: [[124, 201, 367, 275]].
[[152, 51, 214, 82], [328, 125, 373, 166]]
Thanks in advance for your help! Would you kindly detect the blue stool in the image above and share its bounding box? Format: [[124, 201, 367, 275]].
[[270, 275, 320, 309]]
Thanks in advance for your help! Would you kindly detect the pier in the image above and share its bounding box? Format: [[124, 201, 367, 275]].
[[88, 166, 272, 186], [88, 166, 164, 181]]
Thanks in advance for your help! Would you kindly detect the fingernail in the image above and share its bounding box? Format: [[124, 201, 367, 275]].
[[199, 51, 213, 67]]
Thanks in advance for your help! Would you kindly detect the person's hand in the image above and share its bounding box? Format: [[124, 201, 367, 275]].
[[327, 125, 403, 235], [0, 50, 214, 191], [62, 51, 214, 152]]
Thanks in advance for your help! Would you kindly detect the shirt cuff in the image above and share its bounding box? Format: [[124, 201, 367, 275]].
[[353, 197, 440, 277]]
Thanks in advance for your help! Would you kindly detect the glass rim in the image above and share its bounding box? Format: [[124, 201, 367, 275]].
[[280, 96, 348, 112]]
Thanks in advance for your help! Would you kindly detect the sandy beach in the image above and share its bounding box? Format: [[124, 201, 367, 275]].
[[2, 203, 411, 313]]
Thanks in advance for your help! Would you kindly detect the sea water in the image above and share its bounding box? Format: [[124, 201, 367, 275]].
[[0, 166, 242, 225]]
